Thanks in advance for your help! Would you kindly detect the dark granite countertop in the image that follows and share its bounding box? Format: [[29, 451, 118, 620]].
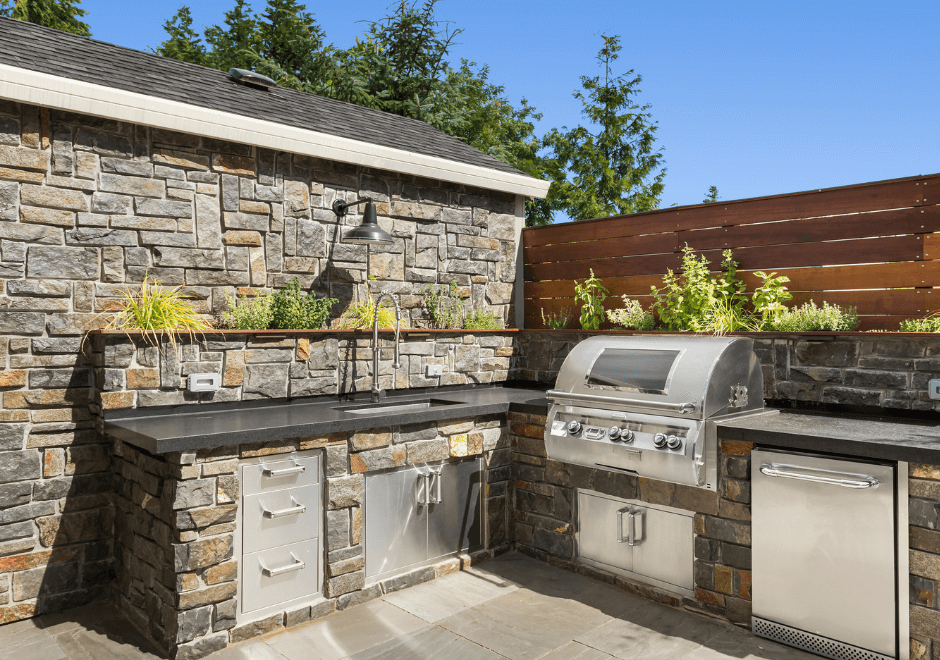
[[717, 410, 940, 464], [105, 385, 550, 454]]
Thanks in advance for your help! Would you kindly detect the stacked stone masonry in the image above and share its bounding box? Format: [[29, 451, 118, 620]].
[[110, 410, 509, 659], [513, 332, 940, 413], [508, 411, 752, 623], [0, 95, 520, 635], [908, 463, 940, 660]]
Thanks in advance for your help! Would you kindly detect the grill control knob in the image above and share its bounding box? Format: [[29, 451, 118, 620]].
[[666, 435, 682, 450], [652, 433, 667, 448], [621, 429, 635, 443], [608, 426, 621, 441], [567, 421, 582, 435]]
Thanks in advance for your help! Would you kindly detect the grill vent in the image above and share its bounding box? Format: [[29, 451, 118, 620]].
[[752, 617, 894, 660]]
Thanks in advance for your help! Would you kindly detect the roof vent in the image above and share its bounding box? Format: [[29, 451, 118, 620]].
[[229, 68, 277, 90]]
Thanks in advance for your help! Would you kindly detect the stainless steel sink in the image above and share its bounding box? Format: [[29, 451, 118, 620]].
[[334, 399, 463, 416]]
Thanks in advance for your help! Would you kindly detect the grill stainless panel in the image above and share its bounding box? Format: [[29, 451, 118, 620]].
[[546, 336, 764, 489], [753, 617, 894, 660]]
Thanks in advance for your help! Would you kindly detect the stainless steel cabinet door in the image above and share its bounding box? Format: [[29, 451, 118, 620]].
[[365, 466, 428, 579], [577, 491, 633, 572], [427, 458, 483, 560], [631, 505, 693, 590], [752, 449, 896, 657]]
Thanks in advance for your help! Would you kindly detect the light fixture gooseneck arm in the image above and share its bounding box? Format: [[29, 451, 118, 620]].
[[332, 197, 372, 217]]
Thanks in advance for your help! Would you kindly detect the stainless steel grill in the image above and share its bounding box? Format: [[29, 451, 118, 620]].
[[545, 336, 765, 490]]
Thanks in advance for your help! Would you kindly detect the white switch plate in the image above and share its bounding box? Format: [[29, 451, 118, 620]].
[[930, 379, 940, 400], [426, 364, 443, 377]]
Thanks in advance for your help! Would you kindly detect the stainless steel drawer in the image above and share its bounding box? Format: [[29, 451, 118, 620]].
[[242, 454, 319, 496], [241, 539, 320, 614], [242, 485, 320, 554]]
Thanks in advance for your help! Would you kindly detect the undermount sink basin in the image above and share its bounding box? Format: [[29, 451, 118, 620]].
[[333, 398, 463, 416]]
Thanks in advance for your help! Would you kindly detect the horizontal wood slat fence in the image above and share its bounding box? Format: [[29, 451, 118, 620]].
[[523, 173, 940, 330]]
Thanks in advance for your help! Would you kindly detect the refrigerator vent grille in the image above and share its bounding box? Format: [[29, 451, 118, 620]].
[[752, 617, 894, 660]]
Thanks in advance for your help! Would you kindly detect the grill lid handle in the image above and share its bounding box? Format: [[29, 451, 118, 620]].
[[547, 389, 697, 414]]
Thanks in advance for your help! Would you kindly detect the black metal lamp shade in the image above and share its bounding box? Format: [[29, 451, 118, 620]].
[[341, 201, 393, 245]]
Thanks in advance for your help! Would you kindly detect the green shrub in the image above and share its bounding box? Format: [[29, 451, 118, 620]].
[[606, 296, 655, 330], [768, 301, 859, 332], [423, 281, 466, 329], [541, 307, 572, 330], [335, 288, 403, 330], [224, 291, 274, 330], [900, 315, 940, 332], [270, 278, 337, 330], [574, 269, 609, 330], [464, 308, 503, 329], [751, 271, 792, 327], [650, 246, 736, 331]]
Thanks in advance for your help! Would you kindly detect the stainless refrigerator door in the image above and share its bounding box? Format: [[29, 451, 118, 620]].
[[427, 458, 483, 560], [752, 449, 896, 657], [631, 505, 694, 591], [365, 466, 428, 579], [577, 491, 633, 573]]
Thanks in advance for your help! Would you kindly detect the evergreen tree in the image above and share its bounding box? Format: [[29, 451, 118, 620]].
[[703, 186, 719, 203], [154, 6, 210, 66], [204, 0, 260, 72], [0, 0, 91, 36], [256, 0, 326, 77], [543, 35, 665, 221]]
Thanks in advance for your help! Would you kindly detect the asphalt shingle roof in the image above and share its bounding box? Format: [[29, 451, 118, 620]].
[[0, 17, 529, 179]]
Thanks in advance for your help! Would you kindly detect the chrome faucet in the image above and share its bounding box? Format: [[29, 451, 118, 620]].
[[371, 292, 401, 402]]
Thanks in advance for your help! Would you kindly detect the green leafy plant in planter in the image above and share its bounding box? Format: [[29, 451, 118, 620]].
[[101, 276, 213, 346], [768, 301, 859, 332], [422, 281, 503, 329], [334, 284, 404, 330], [899, 314, 940, 332], [606, 296, 655, 330], [541, 307, 572, 329], [464, 308, 503, 329], [574, 269, 609, 330], [269, 278, 338, 330], [224, 291, 274, 330]]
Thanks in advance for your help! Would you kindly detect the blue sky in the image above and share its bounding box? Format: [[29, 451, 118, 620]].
[[81, 0, 939, 213]]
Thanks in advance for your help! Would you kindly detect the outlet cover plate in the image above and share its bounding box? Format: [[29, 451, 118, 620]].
[[930, 379, 940, 400], [426, 364, 443, 377], [188, 373, 221, 392]]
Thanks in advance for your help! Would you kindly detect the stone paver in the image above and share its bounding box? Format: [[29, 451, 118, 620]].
[[0, 553, 821, 660]]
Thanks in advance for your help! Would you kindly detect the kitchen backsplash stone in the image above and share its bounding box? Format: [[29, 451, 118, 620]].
[[513, 332, 940, 413]]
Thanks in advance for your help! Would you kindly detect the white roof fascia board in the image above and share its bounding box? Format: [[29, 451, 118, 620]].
[[0, 63, 550, 199]]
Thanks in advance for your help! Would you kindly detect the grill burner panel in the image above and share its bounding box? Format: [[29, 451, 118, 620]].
[[545, 336, 765, 490]]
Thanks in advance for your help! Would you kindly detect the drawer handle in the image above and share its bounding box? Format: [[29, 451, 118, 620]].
[[261, 496, 306, 519], [760, 463, 879, 489], [261, 460, 305, 477], [260, 553, 305, 577]]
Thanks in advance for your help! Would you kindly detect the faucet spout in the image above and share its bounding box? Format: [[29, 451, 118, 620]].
[[371, 292, 401, 403]]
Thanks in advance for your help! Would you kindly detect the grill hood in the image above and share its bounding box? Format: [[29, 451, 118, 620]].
[[549, 335, 764, 420]]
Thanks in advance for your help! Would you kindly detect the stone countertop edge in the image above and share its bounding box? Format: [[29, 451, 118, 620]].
[[104, 387, 550, 455], [717, 410, 940, 464]]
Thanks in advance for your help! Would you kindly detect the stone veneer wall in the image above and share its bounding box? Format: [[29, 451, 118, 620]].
[[111, 412, 509, 660], [514, 332, 940, 413], [907, 464, 940, 660], [0, 95, 521, 625], [509, 412, 753, 624]]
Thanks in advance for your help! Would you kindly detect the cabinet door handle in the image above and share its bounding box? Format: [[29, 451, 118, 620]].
[[261, 496, 306, 518], [616, 506, 631, 543], [627, 510, 644, 546], [416, 469, 429, 506], [261, 460, 305, 477], [260, 553, 305, 577], [428, 466, 443, 504]]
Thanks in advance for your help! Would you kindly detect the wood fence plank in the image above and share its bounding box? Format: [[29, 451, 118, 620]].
[[524, 232, 678, 264], [522, 174, 940, 248], [677, 206, 940, 251]]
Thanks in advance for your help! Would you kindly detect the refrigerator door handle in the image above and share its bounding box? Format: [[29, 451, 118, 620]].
[[759, 463, 879, 489]]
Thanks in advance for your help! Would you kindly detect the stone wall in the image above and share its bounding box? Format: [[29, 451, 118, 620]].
[[908, 464, 940, 659], [0, 97, 520, 627], [111, 412, 509, 659], [513, 332, 940, 413], [509, 412, 753, 625]]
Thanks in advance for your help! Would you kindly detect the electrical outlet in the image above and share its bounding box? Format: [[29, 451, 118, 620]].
[[426, 364, 443, 377], [930, 379, 940, 400]]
